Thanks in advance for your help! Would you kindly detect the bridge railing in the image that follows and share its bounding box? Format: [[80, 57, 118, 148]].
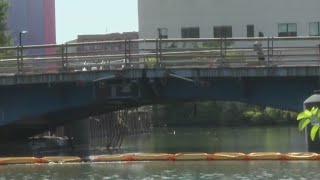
[[140, 37, 320, 68], [0, 36, 320, 75], [0, 44, 65, 74]]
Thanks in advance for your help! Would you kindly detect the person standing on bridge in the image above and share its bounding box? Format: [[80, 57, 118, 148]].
[[253, 41, 265, 61]]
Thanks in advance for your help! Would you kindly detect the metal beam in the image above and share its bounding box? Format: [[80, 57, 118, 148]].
[[93, 75, 116, 82], [168, 73, 195, 83]]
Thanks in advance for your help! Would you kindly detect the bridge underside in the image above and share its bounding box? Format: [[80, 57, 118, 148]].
[[0, 75, 318, 141]]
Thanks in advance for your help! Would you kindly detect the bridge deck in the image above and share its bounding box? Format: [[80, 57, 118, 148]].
[[0, 36, 319, 85], [0, 66, 319, 86]]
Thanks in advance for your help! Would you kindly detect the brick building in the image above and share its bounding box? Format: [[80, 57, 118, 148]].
[[75, 32, 139, 53]]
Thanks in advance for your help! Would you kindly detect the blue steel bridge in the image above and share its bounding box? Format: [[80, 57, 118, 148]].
[[0, 36, 320, 141]]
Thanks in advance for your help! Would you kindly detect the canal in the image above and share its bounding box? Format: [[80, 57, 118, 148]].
[[1, 126, 318, 179]]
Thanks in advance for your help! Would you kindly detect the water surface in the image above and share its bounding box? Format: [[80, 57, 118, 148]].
[[0, 126, 313, 180], [122, 127, 307, 153], [0, 161, 317, 180]]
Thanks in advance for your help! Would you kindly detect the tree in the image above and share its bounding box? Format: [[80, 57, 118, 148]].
[[151, 101, 296, 127], [0, 0, 14, 73], [0, 0, 11, 46]]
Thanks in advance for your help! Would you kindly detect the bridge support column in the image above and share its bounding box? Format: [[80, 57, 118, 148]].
[[64, 119, 90, 156], [304, 91, 320, 152]]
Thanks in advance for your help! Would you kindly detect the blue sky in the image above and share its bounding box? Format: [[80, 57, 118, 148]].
[[56, 0, 138, 44]]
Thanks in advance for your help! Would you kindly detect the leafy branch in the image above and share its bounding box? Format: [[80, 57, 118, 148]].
[[297, 107, 320, 141]]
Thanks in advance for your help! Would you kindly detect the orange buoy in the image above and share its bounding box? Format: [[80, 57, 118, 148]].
[[2, 152, 319, 165], [90, 154, 138, 162], [0, 157, 41, 165], [207, 153, 247, 160], [284, 153, 318, 160], [121, 155, 137, 161], [247, 152, 284, 160], [90, 155, 123, 162], [134, 153, 175, 161], [41, 156, 81, 163], [175, 153, 208, 160]]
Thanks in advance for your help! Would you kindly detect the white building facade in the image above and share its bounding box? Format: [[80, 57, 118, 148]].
[[138, 0, 320, 39]]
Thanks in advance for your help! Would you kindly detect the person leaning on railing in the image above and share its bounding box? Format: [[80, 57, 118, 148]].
[[253, 41, 265, 61]]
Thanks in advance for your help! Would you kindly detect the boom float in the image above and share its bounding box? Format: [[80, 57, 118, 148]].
[[1, 152, 319, 165]]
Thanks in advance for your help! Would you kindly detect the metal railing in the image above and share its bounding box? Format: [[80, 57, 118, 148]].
[[0, 36, 320, 75]]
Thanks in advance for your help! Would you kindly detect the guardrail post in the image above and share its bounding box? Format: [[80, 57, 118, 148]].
[[124, 39, 131, 68], [219, 37, 226, 66], [271, 37, 274, 64], [65, 43, 69, 71], [16, 46, 24, 73], [267, 37, 270, 67], [219, 38, 222, 66], [210, 40, 215, 67], [155, 39, 159, 67], [21, 45, 24, 72], [224, 37, 227, 55], [128, 40, 132, 68], [159, 37, 162, 67], [16, 46, 20, 73], [219, 37, 223, 56], [61, 44, 66, 72], [318, 44, 320, 63], [124, 39, 127, 68]]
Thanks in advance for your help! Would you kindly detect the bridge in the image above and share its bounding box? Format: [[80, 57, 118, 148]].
[[0, 36, 320, 141]]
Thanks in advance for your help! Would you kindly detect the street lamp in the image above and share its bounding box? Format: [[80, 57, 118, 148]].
[[18, 30, 27, 72], [19, 30, 28, 46]]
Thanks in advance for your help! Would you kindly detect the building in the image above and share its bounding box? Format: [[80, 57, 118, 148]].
[[138, 0, 320, 65], [138, 0, 320, 39], [6, 0, 56, 47], [67, 32, 139, 70], [75, 32, 139, 53], [5, 0, 56, 72]]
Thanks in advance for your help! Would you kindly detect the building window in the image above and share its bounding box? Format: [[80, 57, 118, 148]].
[[310, 22, 320, 36], [105, 44, 111, 50], [94, 44, 101, 50], [181, 27, 200, 38], [278, 23, 297, 37], [158, 28, 168, 39], [259, 32, 264, 37], [214, 26, 232, 38], [84, 45, 90, 51], [247, 25, 254, 37]]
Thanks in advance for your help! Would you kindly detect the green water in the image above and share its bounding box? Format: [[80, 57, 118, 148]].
[[122, 126, 307, 153], [0, 127, 316, 180]]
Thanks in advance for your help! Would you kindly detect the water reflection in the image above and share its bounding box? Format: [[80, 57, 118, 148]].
[[122, 127, 307, 153]]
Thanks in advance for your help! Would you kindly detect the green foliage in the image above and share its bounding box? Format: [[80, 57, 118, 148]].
[[201, 41, 245, 62], [296, 107, 320, 141], [298, 118, 310, 131], [144, 57, 157, 68], [0, 0, 11, 46], [152, 101, 296, 127], [310, 125, 320, 141], [0, 0, 13, 71], [243, 111, 264, 123], [201, 41, 233, 48]]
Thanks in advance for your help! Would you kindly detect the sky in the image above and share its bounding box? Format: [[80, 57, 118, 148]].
[[55, 0, 138, 44]]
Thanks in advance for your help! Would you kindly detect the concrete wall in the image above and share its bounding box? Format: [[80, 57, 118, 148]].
[[138, 0, 320, 39]]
